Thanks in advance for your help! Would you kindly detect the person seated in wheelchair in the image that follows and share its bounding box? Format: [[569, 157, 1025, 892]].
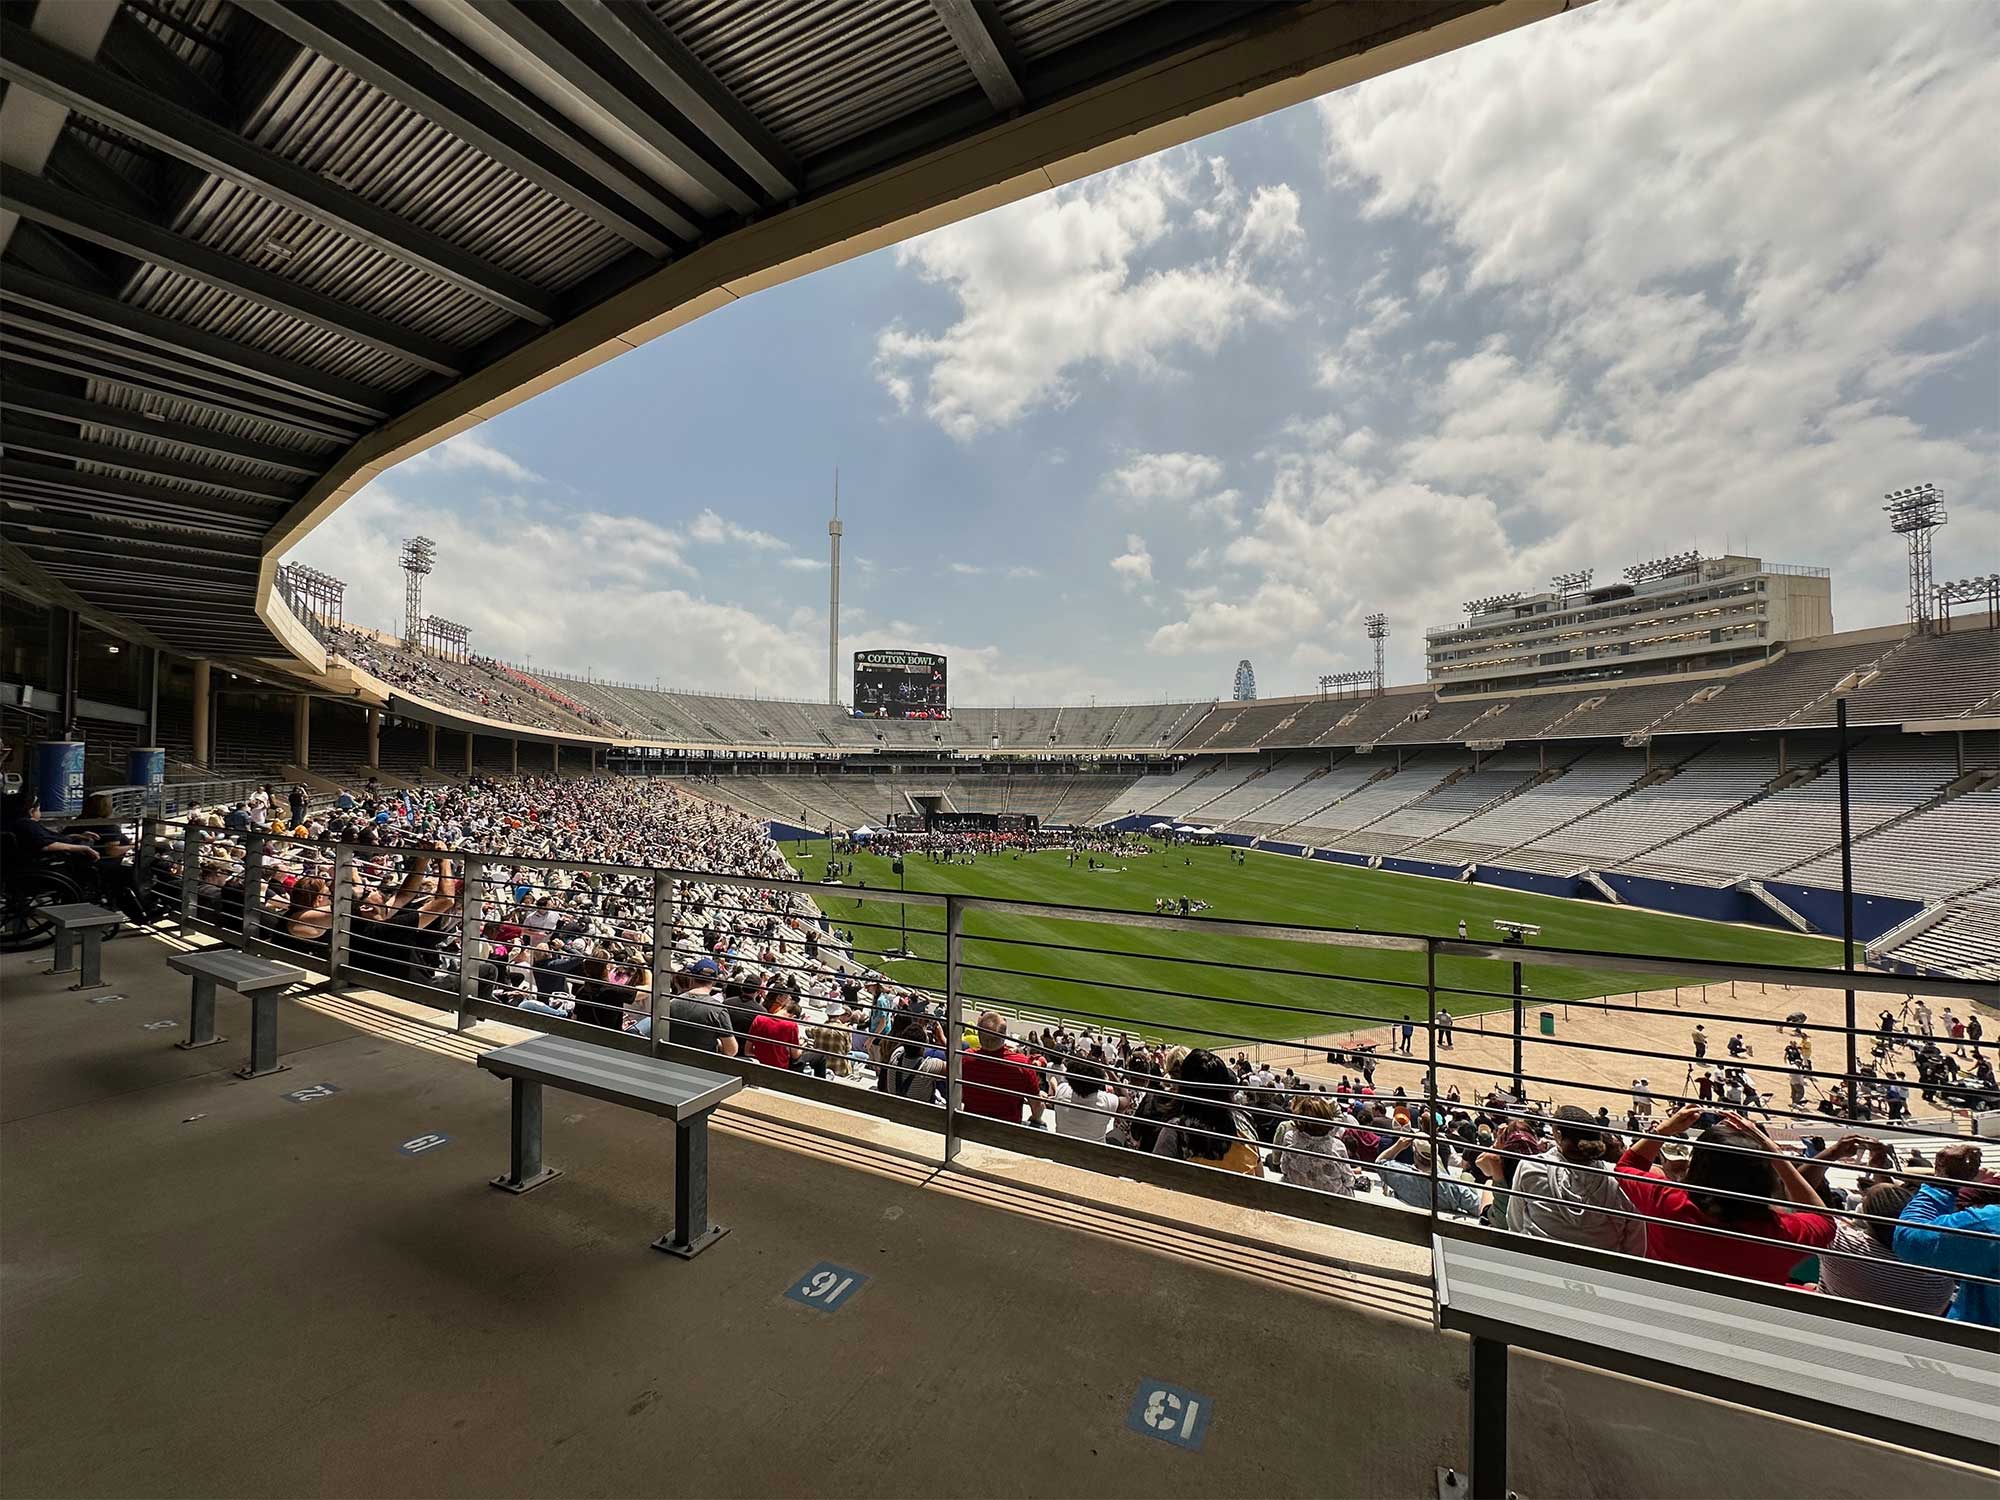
[[2, 790, 148, 924], [3, 791, 104, 865]]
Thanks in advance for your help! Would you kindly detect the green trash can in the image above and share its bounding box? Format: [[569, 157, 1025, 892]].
[[1538, 1010, 1555, 1036]]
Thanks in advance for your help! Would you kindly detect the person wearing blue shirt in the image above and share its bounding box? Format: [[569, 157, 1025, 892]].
[[1375, 1135, 1481, 1216], [1893, 1145, 1999, 1326]]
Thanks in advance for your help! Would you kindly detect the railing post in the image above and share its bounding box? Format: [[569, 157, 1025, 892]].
[[1511, 956, 1525, 1101], [328, 843, 354, 985], [649, 871, 673, 1056], [456, 852, 481, 1032], [1425, 936, 1440, 1231], [179, 819, 201, 921], [136, 813, 159, 917], [943, 894, 963, 1166], [241, 833, 265, 945]]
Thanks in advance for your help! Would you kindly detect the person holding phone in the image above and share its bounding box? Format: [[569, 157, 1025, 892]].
[[1615, 1106, 1834, 1282]]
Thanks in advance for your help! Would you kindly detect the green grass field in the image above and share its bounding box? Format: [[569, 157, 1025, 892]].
[[781, 840, 1841, 1048]]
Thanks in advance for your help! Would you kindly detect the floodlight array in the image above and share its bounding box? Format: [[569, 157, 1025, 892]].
[[1882, 483, 1945, 533], [1622, 552, 1701, 584]]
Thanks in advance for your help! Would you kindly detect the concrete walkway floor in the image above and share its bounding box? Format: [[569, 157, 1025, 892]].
[[2, 933, 1991, 1500]]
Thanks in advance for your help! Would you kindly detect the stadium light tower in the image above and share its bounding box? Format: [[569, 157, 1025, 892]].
[[399, 536, 435, 647], [1882, 483, 1946, 632], [1364, 612, 1388, 693], [1550, 568, 1593, 604], [828, 471, 842, 705]]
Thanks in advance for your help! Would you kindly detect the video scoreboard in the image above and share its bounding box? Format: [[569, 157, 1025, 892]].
[[853, 649, 947, 719]]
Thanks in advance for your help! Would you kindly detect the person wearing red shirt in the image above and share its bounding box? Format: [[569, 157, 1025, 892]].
[[1616, 1106, 1834, 1283], [746, 991, 803, 1071], [958, 1012, 1046, 1125]]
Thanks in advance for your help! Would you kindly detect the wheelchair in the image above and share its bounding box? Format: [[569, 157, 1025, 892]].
[[0, 831, 89, 953]]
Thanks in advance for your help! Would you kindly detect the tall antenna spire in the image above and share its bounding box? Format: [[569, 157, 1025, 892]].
[[828, 469, 843, 705]]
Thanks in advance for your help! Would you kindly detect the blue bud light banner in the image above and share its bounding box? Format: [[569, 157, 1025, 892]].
[[37, 740, 85, 816], [128, 747, 166, 796]]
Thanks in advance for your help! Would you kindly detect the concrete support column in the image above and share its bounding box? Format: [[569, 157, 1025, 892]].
[[293, 694, 310, 770], [426, 722, 437, 769], [366, 707, 381, 768], [465, 731, 474, 776], [1777, 734, 1788, 775], [190, 658, 212, 767], [146, 647, 161, 746], [60, 608, 79, 735], [511, 738, 519, 775], [553, 743, 561, 775]]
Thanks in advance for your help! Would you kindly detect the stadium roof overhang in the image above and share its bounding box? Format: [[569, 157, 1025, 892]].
[[1, 0, 1580, 672]]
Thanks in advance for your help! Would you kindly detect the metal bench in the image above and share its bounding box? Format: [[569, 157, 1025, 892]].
[[477, 1035, 743, 1259], [45, 903, 123, 990], [168, 949, 307, 1079], [1433, 1224, 1999, 1498]]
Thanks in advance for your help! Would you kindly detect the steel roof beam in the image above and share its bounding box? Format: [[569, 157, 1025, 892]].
[[928, 0, 1027, 112], [0, 19, 560, 327], [41, 575, 259, 606], [0, 342, 369, 446], [24, 542, 259, 581], [238, 0, 693, 254], [30, 572, 256, 608], [0, 266, 392, 419], [0, 508, 264, 556], [0, 307, 383, 430], [1, 459, 282, 528], [96, 9, 232, 122], [0, 425, 306, 504], [568, 0, 800, 201], [457, 2, 760, 217], [0, 168, 465, 378], [1, 492, 271, 543], [0, 386, 327, 476]]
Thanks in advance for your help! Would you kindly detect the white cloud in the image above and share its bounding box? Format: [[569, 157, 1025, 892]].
[[396, 430, 538, 482], [1150, 0, 2000, 676], [1110, 533, 1154, 587], [873, 153, 1293, 439], [1232, 184, 1304, 261], [947, 562, 1042, 578], [687, 508, 787, 551], [1104, 450, 1244, 528], [281, 482, 835, 694], [1105, 450, 1224, 505], [288, 484, 1098, 704]]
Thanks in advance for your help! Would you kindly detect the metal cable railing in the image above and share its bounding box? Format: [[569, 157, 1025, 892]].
[[134, 817, 1999, 1320]]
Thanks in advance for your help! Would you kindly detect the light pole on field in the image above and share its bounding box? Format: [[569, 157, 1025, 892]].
[[886, 854, 915, 960]]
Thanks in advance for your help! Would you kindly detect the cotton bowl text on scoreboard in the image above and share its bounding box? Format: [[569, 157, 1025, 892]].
[[853, 650, 948, 719]]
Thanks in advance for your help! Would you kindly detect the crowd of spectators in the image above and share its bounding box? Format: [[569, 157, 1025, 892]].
[[326, 628, 625, 736], [140, 771, 1998, 1326]]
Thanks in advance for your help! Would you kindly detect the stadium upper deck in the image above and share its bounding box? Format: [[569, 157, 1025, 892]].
[[302, 616, 1996, 757]]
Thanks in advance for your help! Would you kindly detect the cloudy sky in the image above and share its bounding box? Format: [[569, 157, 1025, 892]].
[[286, 0, 1998, 706]]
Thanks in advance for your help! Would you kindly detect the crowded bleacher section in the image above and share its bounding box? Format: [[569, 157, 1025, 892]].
[[107, 768, 1995, 1326]]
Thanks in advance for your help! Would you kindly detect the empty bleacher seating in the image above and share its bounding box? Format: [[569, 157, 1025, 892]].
[[1622, 738, 1977, 884], [1783, 782, 2000, 901], [1515, 746, 1775, 871], [1878, 897, 2000, 981]]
